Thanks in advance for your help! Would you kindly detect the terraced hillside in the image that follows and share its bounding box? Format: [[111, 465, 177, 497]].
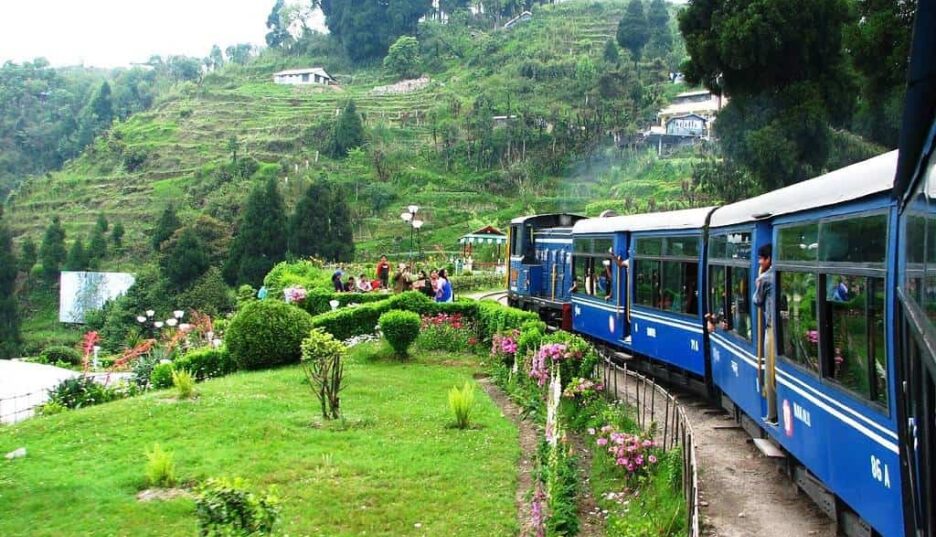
[[6, 0, 696, 261]]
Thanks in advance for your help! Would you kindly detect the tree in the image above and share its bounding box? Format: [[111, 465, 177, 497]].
[[0, 215, 20, 358], [288, 180, 332, 258], [224, 178, 287, 286], [39, 216, 67, 280], [162, 214, 231, 268], [65, 238, 90, 271], [326, 185, 355, 262], [315, 0, 432, 61], [208, 45, 225, 71], [227, 136, 240, 166], [645, 0, 672, 58], [167, 55, 202, 82], [603, 39, 620, 65], [327, 101, 365, 158], [111, 222, 125, 248], [19, 237, 37, 274], [617, 0, 650, 66], [678, 0, 854, 188], [845, 0, 916, 147], [152, 204, 181, 251], [225, 44, 253, 65], [266, 0, 292, 48], [161, 226, 209, 291], [384, 36, 421, 80], [90, 81, 114, 127], [95, 213, 109, 233], [87, 227, 107, 267]]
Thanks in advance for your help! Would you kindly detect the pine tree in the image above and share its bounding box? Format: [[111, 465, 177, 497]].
[[95, 213, 109, 233], [65, 238, 90, 271], [111, 222, 125, 248], [152, 204, 181, 251], [0, 215, 21, 358], [224, 178, 287, 286], [617, 0, 650, 67], [328, 101, 365, 158], [39, 216, 67, 280], [162, 227, 209, 291], [603, 39, 620, 65], [287, 180, 333, 258], [646, 0, 672, 56], [327, 184, 355, 262], [19, 237, 37, 274], [88, 225, 108, 267]]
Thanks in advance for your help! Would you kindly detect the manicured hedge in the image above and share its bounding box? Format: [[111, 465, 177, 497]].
[[174, 347, 236, 381], [298, 289, 390, 316], [379, 310, 422, 356], [39, 345, 83, 366], [307, 290, 532, 344]]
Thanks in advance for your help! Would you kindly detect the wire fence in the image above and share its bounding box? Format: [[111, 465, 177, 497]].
[[598, 353, 701, 537]]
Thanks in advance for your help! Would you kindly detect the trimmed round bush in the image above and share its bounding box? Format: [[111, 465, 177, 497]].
[[150, 362, 175, 390], [379, 310, 421, 357], [174, 347, 236, 381], [225, 300, 314, 370], [40, 345, 83, 366]]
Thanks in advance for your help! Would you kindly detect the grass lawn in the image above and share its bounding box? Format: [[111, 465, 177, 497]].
[[0, 343, 519, 537]]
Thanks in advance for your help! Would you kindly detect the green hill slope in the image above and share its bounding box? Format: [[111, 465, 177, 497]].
[[6, 0, 697, 262]]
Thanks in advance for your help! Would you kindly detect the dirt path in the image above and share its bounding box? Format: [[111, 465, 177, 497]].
[[601, 367, 835, 537], [478, 378, 538, 537], [568, 433, 605, 537]]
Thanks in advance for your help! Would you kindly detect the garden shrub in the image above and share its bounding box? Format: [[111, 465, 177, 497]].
[[379, 310, 421, 356], [174, 347, 235, 381], [225, 300, 314, 370], [195, 477, 280, 537], [132, 353, 161, 389], [300, 329, 347, 420], [263, 260, 331, 298], [542, 331, 599, 381], [172, 370, 197, 399], [448, 382, 476, 429], [149, 362, 175, 390], [47, 376, 116, 409], [477, 301, 538, 342], [39, 345, 83, 366], [450, 273, 504, 293], [310, 300, 393, 342], [144, 443, 177, 487], [517, 320, 547, 357], [297, 288, 388, 316]]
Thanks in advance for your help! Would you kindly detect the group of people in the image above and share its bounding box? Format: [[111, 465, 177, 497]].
[[328, 255, 454, 302], [392, 263, 454, 302]]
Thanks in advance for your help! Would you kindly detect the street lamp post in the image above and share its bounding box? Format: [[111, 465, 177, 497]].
[[400, 205, 424, 261]]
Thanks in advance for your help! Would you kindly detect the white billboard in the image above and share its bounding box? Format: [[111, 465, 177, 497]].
[[59, 271, 136, 324]]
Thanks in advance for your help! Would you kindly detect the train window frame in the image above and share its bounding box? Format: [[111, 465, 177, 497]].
[[707, 230, 754, 343], [633, 234, 700, 318], [774, 211, 890, 411], [572, 236, 616, 301]]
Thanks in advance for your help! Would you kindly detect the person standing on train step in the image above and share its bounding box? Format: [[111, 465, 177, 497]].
[[753, 244, 778, 424]]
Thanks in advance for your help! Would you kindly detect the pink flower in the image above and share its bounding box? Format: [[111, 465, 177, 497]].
[[588, 428, 596, 435], [648, 455, 657, 464], [597, 438, 608, 446]]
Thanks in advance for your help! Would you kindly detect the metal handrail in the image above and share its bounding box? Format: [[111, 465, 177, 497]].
[[598, 354, 701, 537]]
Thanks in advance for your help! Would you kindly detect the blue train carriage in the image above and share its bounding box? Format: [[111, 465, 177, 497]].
[[507, 213, 585, 327], [572, 207, 715, 385], [893, 0, 936, 534], [708, 151, 902, 537]]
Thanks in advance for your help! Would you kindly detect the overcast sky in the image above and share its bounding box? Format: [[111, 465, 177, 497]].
[[0, 0, 323, 69]]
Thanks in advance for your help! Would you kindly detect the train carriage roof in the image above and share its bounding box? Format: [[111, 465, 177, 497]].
[[572, 206, 716, 234], [510, 213, 585, 226], [709, 150, 898, 228]]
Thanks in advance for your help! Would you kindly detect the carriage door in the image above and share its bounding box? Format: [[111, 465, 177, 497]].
[[617, 235, 630, 339]]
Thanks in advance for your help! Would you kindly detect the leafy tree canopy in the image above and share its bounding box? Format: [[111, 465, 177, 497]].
[[315, 0, 432, 62], [384, 36, 421, 80]]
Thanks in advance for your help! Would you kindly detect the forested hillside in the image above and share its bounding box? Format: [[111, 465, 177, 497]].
[[5, 1, 691, 263]]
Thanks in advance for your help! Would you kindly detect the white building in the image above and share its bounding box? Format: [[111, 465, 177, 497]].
[[272, 68, 335, 86]]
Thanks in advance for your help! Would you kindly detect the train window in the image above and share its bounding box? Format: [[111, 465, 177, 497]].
[[778, 271, 821, 374], [636, 238, 663, 256], [709, 236, 727, 259], [927, 218, 936, 324], [818, 215, 887, 264], [709, 265, 728, 327], [574, 239, 592, 253], [905, 215, 926, 302], [665, 237, 700, 258], [777, 224, 819, 263], [824, 275, 887, 404], [594, 238, 614, 256], [661, 261, 698, 315], [731, 267, 752, 341], [573, 256, 595, 296], [510, 225, 519, 255], [635, 260, 661, 307], [726, 232, 753, 260]]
